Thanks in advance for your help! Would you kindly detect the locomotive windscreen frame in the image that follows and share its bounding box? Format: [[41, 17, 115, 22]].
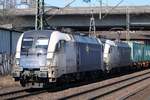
[[20, 30, 52, 69]]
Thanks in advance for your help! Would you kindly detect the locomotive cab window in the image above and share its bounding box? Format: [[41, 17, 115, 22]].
[[36, 37, 49, 49], [35, 37, 49, 55], [22, 37, 33, 48], [55, 40, 66, 51], [21, 37, 33, 54], [109, 46, 112, 54], [21, 37, 49, 55]]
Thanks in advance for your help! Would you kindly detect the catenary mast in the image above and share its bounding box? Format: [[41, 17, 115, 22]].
[[35, 0, 44, 30]]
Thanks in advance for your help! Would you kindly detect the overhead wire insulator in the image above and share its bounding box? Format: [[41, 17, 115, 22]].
[[99, 0, 102, 20]]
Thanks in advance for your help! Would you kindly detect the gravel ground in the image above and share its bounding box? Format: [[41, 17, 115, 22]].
[[125, 84, 150, 100], [0, 75, 20, 89], [100, 77, 150, 100]]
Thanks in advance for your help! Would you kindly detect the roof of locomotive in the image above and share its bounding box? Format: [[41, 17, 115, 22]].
[[23, 30, 53, 38], [105, 40, 130, 47], [23, 30, 102, 45], [73, 34, 101, 44]]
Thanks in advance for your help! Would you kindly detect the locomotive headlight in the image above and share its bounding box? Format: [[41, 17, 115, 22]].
[[46, 59, 51, 66], [15, 58, 20, 65], [40, 67, 48, 71], [14, 67, 23, 71]]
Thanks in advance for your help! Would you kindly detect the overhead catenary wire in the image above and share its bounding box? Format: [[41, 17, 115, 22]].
[[33, 0, 76, 29], [42, 0, 125, 30], [102, 0, 125, 19], [46, 0, 76, 21], [40, 0, 76, 29]]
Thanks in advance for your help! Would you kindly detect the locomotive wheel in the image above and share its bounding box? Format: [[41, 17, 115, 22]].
[[20, 80, 26, 87]]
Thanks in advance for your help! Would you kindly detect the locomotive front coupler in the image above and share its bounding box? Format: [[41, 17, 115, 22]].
[[21, 70, 38, 82]]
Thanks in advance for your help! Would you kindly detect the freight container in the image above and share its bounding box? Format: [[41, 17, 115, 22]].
[[128, 42, 144, 62], [144, 45, 150, 61]]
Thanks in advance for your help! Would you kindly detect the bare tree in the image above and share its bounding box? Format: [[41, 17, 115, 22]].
[[3, 0, 16, 9], [20, 0, 36, 8]]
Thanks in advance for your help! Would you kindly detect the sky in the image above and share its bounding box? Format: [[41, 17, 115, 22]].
[[44, 0, 150, 7]]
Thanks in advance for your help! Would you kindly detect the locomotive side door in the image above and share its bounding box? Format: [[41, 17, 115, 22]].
[[65, 41, 77, 74], [54, 40, 66, 77]]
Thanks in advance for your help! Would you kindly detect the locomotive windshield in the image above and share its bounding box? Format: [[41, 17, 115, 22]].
[[21, 37, 33, 53], [21, 37, 49, 55], [36, 37, 49, 49], [19, 30, 52, 69]]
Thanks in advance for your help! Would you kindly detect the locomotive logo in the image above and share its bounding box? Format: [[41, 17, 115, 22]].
[[86, 45, 90, 53]]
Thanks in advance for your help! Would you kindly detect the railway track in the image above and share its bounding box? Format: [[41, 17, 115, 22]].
[[1, 69, 150, 100], [58, 69, 150, 100], [0, 87, 47, 100]]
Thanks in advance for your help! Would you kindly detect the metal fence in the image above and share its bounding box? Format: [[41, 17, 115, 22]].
[[0, 53, 14, 75]]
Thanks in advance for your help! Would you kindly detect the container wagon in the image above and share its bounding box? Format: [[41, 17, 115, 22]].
[[128, 42, 150, 67]]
